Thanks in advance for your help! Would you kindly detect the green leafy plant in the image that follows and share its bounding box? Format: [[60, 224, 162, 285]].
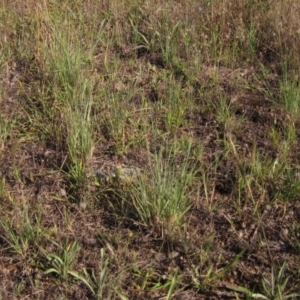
[[0, 208, 41, 258], [192, 250, 245, 293], [226, 262, 300, 299], [85, 248, 125, 300], [279, 73, 300, 117], [0, 177, 5, 198], [65, 94, 94, 186], [164, 76, 189, 131], [0, 114, 14, 151], [42, 240, 94, 293], [134, 267, 179, 300]]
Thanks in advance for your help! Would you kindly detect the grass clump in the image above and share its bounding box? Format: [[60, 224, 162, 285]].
[[129, 139, 196, 236]]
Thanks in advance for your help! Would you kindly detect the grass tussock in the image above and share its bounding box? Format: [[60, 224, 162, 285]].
[[1, 0, 300, 298]]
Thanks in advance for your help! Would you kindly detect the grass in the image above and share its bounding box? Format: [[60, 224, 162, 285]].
[[226, 262, 300, 299], [128, 138, 196, 236], [0, 0, 300, 298]]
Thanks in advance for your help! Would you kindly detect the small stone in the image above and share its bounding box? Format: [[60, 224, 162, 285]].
[[60, 188, 67, 197], [281, 228, 288, 237], [169, 251, 180, 259], [79, 202, 87, 210]]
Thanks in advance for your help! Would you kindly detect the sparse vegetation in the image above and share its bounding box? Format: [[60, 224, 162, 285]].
[[1, 0, 300, 299]]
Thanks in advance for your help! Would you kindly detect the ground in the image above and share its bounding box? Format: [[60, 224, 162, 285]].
[[0, 1, 300, 299]]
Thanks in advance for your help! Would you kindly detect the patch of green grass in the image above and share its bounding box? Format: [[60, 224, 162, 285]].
[[226, 262, 300, 300], [41, 240, 94, 293], [0, 206, 42, 259], [192, 249, 246, 293], [279, 76, 300, 117], [0, 114, 14, 151], [87, 248, 118, 299], [127, 139, 197, 236]]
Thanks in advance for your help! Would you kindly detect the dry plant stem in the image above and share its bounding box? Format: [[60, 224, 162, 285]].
[[226, 131, 255, 204]]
